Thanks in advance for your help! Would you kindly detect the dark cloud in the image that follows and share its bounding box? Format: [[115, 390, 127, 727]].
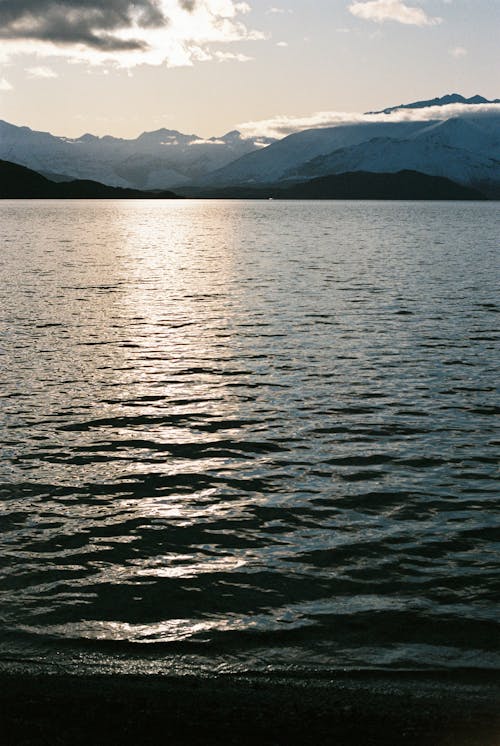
[[0, 0, 170, 51], [178, 0, 197, 10]]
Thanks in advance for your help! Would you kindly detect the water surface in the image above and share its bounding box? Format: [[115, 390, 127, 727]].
[[0, 200, 498, 675]]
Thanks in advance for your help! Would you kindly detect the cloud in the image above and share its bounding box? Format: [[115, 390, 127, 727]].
[[238, 111, 364, 138], [0, 0, 165, 51], [0, 0, 263, 67], [348, 0, 442, 26], [213, 50, 252, 62], [237, 103, 500, 139], [0, 77, 13, 91], [26, 65, 59, 78], [450, 46, 467, 58]]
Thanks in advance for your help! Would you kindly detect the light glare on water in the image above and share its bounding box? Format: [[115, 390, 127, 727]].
[[0, 199, 499, 675]]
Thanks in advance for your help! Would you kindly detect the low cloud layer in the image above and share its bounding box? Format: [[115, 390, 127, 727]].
[[238, 103, 500, 139], [348, 0, 442, 26], [0, 0, 261, 66]]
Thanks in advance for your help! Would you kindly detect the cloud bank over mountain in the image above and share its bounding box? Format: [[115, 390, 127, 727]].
[[237, 103, 500, 139]]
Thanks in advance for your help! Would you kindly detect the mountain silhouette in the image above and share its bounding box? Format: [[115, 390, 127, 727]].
[[183, 170, 486, 200], [0, 159, 180, 199]]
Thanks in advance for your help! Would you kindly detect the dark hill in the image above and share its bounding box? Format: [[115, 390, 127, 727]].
[[0, 159, 180, 199], [182, 170, 486, 200], [283, 170, 486, 200], [2, 160, 486, 201]]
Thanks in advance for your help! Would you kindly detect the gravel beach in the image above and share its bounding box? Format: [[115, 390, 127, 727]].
[[1, 669, 499, 746]]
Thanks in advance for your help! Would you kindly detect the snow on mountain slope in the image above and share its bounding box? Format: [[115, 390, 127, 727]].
[[286, 137, 499, 189], [285, 113, 500, 192], [408, 116, 500, 156], [201, 108, 500, 193], [201, 120, 429, 186], [0, 120, 273, 189]]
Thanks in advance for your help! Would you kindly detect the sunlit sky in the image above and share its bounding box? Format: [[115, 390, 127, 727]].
[[0, 0, 499, 138]]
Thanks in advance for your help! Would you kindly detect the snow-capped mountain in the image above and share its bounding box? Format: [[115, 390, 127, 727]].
[[283, 117, 500, 194], [201, 121, 427, 186], [366, 93, 500, 115], [0, 120, 273, 189], [1, 94, 498, 194], [200, 105, 500, 195]]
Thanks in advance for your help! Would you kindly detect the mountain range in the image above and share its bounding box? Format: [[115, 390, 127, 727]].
[[0, 120, 273, 189], [1, 94, 499, 197]]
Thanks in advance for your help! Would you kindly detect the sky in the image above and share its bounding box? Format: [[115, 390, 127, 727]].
[[0, 0, 499, 138]]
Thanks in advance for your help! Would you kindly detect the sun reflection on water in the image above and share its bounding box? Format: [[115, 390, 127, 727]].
[[1, 200, 499, 670]]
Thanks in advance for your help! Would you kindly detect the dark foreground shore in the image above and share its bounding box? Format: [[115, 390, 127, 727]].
[[1, 669, 499, 746]]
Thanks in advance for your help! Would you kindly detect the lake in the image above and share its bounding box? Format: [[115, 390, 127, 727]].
[[0, 199, 498, 676]]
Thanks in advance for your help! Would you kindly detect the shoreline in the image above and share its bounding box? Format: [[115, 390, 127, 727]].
[[1, 668, 499, 745]]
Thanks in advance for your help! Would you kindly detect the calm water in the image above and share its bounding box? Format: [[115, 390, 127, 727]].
[[0, 200, 498, 676]]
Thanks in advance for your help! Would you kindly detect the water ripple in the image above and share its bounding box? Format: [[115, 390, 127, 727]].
[[0, 200, 499, 674]]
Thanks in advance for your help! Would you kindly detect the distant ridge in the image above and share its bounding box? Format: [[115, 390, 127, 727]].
[[366, 93, 500, 115], [0, 159, 180, 199], [182, 170, 487, 201], [280, 170, 487, 200], [2, 159, 485, 201], [0, 118, 273, 190]]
